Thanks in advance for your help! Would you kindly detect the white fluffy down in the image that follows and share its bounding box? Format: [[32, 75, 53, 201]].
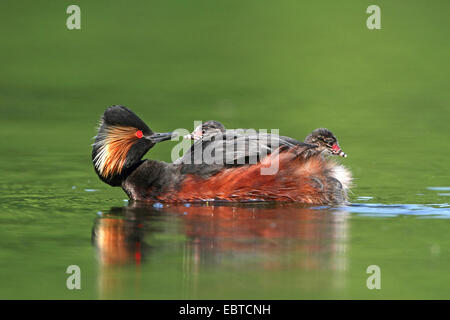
[[330, 164, 353, 191]]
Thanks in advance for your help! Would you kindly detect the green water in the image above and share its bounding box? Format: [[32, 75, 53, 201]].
[[0, 0, 449, 299]]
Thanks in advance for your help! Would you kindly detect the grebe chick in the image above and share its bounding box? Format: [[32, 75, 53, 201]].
[[184, 121, 347, 158]]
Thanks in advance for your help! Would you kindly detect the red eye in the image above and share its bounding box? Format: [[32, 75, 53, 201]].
[[332, 144, 340, 151], [136, 130, 143, 138]]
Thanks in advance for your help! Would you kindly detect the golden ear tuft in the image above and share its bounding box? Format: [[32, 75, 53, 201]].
[[93, 125, 141, 177]]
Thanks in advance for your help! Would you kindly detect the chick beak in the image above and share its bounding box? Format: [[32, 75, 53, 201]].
[[184, 128, 203, 141], [332, 144, 347, 158], [146, 132, 175, 143]]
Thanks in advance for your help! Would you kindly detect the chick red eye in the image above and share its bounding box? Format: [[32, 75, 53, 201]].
[[136, 130, 143, 138]]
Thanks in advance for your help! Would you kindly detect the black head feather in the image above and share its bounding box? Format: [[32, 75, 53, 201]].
[[100, 105, 153, 135]]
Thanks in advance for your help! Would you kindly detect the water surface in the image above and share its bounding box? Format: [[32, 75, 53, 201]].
[[0, 0, 449, 299]]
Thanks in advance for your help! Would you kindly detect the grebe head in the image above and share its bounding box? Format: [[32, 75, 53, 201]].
[[304, 128, 347, 157], [92, 105, 173, 186], [184, 120, 226, 140]]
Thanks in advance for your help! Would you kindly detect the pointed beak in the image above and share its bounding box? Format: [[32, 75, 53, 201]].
[[146, 132, 175, 143], [332, 144, 347, 158]]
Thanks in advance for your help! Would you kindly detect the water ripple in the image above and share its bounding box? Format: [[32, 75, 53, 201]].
[[428, 187, 450, 191], [331, 203, 450, 219]]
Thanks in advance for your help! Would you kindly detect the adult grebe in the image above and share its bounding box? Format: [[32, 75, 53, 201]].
[[92, 106, 352, 204]]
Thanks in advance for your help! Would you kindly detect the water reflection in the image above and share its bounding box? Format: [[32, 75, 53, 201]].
[[92, 203, 350, 298], [337, 203, 450, 218], [92, 207, 151, 266]]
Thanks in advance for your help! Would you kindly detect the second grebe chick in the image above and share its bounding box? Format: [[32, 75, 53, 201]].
[[184, 120, 226, 140]]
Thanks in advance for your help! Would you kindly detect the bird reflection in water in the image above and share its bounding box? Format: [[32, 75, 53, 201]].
[[92, 202, 350, 298]]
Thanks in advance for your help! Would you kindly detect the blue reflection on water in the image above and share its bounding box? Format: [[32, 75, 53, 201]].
[[314, 203, 450, 219]]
